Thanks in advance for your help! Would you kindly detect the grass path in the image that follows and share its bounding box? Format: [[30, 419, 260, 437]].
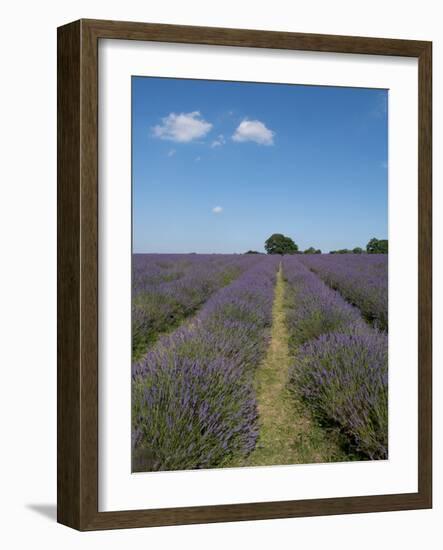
[[230, 263, 347, 467]]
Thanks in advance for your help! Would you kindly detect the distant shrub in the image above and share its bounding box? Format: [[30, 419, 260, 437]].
[[264, 233, 298, 255], [304, 247, 317, 254], [366, 238, 388, 254]]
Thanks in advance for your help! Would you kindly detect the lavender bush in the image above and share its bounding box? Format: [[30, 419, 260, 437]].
[[132, 257, 278, 471], [294, 328, 388, 459], [282, 257, 364, 347], [132, 254, 261, 360], [299, 254, 388, 331], [283, 256, 388, 459], [132, 354, 258, 471]]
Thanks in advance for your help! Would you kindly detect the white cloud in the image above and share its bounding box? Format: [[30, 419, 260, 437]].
[[152, 111, 212, 143], [167, 149, 176, 157], [232, 119, 275, 145], [195, 156, 201, 162], [212, 206, 223, 214], [211, 134, 226, 148]]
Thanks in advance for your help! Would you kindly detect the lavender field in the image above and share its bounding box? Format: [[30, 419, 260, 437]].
[[298, 254, 388, 331], [132, 253, 388, 471]]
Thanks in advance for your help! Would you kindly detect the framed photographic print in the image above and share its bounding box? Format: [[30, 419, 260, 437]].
[[57, 19, 432, 530]]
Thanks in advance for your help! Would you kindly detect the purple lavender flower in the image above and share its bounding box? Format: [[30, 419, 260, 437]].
[[132, 256, 279, 471], [298, 254, 388, 331], [282, 257, 364, 346], [132, 253, 263, 359], [283, 256, 388, 459], [293, 327, 388, 459]]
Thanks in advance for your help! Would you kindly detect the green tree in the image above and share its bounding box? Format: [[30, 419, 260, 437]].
[[366, 238, 388, 254], [245, 250, 261, 254], [315, 249, 322, 254], [264, 233, 298, 255], [304, 247, 317, 254], [352, 247, 363, 254]]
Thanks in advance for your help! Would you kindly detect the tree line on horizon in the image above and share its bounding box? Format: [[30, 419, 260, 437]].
[[245, 234, 388, 255]]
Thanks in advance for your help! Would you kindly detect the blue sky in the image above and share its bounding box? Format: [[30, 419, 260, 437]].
[[132, 77, 388, 254]]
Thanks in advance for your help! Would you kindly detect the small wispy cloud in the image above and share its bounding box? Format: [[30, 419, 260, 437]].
[[152, 111, 212, 143], [195, 156, 201, 162], [381, 160, 388, 169], [211, 134, 226, 148], [212, 206, 223, 214], [232, 119, 275, 145], [167, 149, 176, 157]]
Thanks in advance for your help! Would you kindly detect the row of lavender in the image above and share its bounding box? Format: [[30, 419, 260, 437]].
[[298, 254, 388, 331], [132, 256, 279, 471], [283, 257, 388, 459], [132, 254, 262, 360]]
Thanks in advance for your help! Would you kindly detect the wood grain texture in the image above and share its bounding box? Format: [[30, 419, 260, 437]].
[[57, 19, 432, 531], [83, 18, 429, 57], [417, 42, 432, 507], [57, 20, 81, 528]]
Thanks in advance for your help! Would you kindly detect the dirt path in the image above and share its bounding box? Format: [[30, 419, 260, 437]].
[[231, 263, 346, 467]]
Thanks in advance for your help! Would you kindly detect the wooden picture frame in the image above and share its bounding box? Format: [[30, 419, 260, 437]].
[[57, 18, 432, 530]]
